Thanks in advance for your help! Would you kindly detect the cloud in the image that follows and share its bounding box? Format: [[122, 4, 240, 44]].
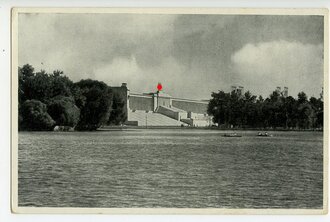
[[18, 14, 324, 99], [93, 56, 188, 96], [93, 56, 142, 87], [231, 40, 323, 97], [18, 13, 177, 77]]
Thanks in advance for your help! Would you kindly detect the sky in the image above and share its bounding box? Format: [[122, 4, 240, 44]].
[[18, 13, 324, 99]]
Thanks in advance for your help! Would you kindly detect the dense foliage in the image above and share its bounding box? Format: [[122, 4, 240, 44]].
[[19, 65, 73, 104], [47, 96, 80, 127], [19, 99, 55, 131], [73, 79, 112, 131], [207, 90, 323, 130], [18, 64, 126, 131], [107, 92, 127, 125]]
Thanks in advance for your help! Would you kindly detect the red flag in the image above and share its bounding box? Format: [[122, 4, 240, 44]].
[[157, 83, 163, 91]]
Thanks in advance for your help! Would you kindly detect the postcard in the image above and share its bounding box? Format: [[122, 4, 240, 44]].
[[11, 8, 328, 214]]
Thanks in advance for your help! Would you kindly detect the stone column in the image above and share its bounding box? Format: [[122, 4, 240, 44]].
[[153, 93, 157, 112]]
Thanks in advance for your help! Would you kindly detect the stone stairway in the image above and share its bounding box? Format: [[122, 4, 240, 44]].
[[127, 111, 187, 126]]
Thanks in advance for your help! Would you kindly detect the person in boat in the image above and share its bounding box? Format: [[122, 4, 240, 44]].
[[257, 132, 269, 136]]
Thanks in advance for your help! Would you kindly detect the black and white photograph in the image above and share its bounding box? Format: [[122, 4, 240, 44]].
[[11, 8, 328, 214]]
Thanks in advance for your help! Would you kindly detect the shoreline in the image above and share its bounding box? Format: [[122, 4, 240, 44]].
[[18, 126, 324, 132], [98, 126, 323, 132]]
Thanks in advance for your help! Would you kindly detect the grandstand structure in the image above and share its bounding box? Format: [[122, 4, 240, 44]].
[[111, 83, 212, 127]]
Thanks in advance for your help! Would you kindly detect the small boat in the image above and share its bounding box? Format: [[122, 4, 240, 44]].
[[223, 133, 242, 137], [257, 132, 273, 137]]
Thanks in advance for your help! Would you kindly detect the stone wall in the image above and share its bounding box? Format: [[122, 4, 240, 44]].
[[129, 95, 154, 111], [172, 99, 208, 114], [158, 97, 171, 107]]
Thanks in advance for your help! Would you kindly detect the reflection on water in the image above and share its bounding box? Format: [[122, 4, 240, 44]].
[[18, 129, 323, 208]]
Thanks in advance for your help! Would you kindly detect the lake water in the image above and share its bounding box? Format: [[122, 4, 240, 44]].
[[18, 129, 323, 208]]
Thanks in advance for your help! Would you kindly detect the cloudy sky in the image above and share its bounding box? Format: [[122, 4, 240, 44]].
[[18, 13, 324, 99]]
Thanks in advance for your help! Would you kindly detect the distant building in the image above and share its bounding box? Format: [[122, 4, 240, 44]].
[[110, 83, 212, 127]]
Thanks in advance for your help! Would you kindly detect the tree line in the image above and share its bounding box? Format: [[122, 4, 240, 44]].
[[207, 89, 323, 130], [19, 64, 323, 131], [18, 64, 126, 131]]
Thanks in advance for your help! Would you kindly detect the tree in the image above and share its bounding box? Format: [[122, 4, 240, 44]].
[[262, 90, 287, 129], [283, 96, 298, 128], [298, 92, 308, 104], [18, 64, 35, 103], [207, 88, 323, 130], [108, 92, 126, 125], [19, 64, 34, 80], [23, 70, 52, 102], [228, 91, 243, 127], [50, 72, 73, 98], [207, 91, 230, 126], [18, 65, 73, 104], [47, 96, 80, 127], [241, 91, 257, 127], [255, 96, 266, 128], [309, 97, 323, 128], [74, 79, 112, 130], [297, 92, 311, 129], [19, 99, 55, 131]]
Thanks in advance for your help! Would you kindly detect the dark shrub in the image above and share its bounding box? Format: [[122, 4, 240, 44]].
[[47, 96, 80, 127], [19, 99, 55, 131]]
